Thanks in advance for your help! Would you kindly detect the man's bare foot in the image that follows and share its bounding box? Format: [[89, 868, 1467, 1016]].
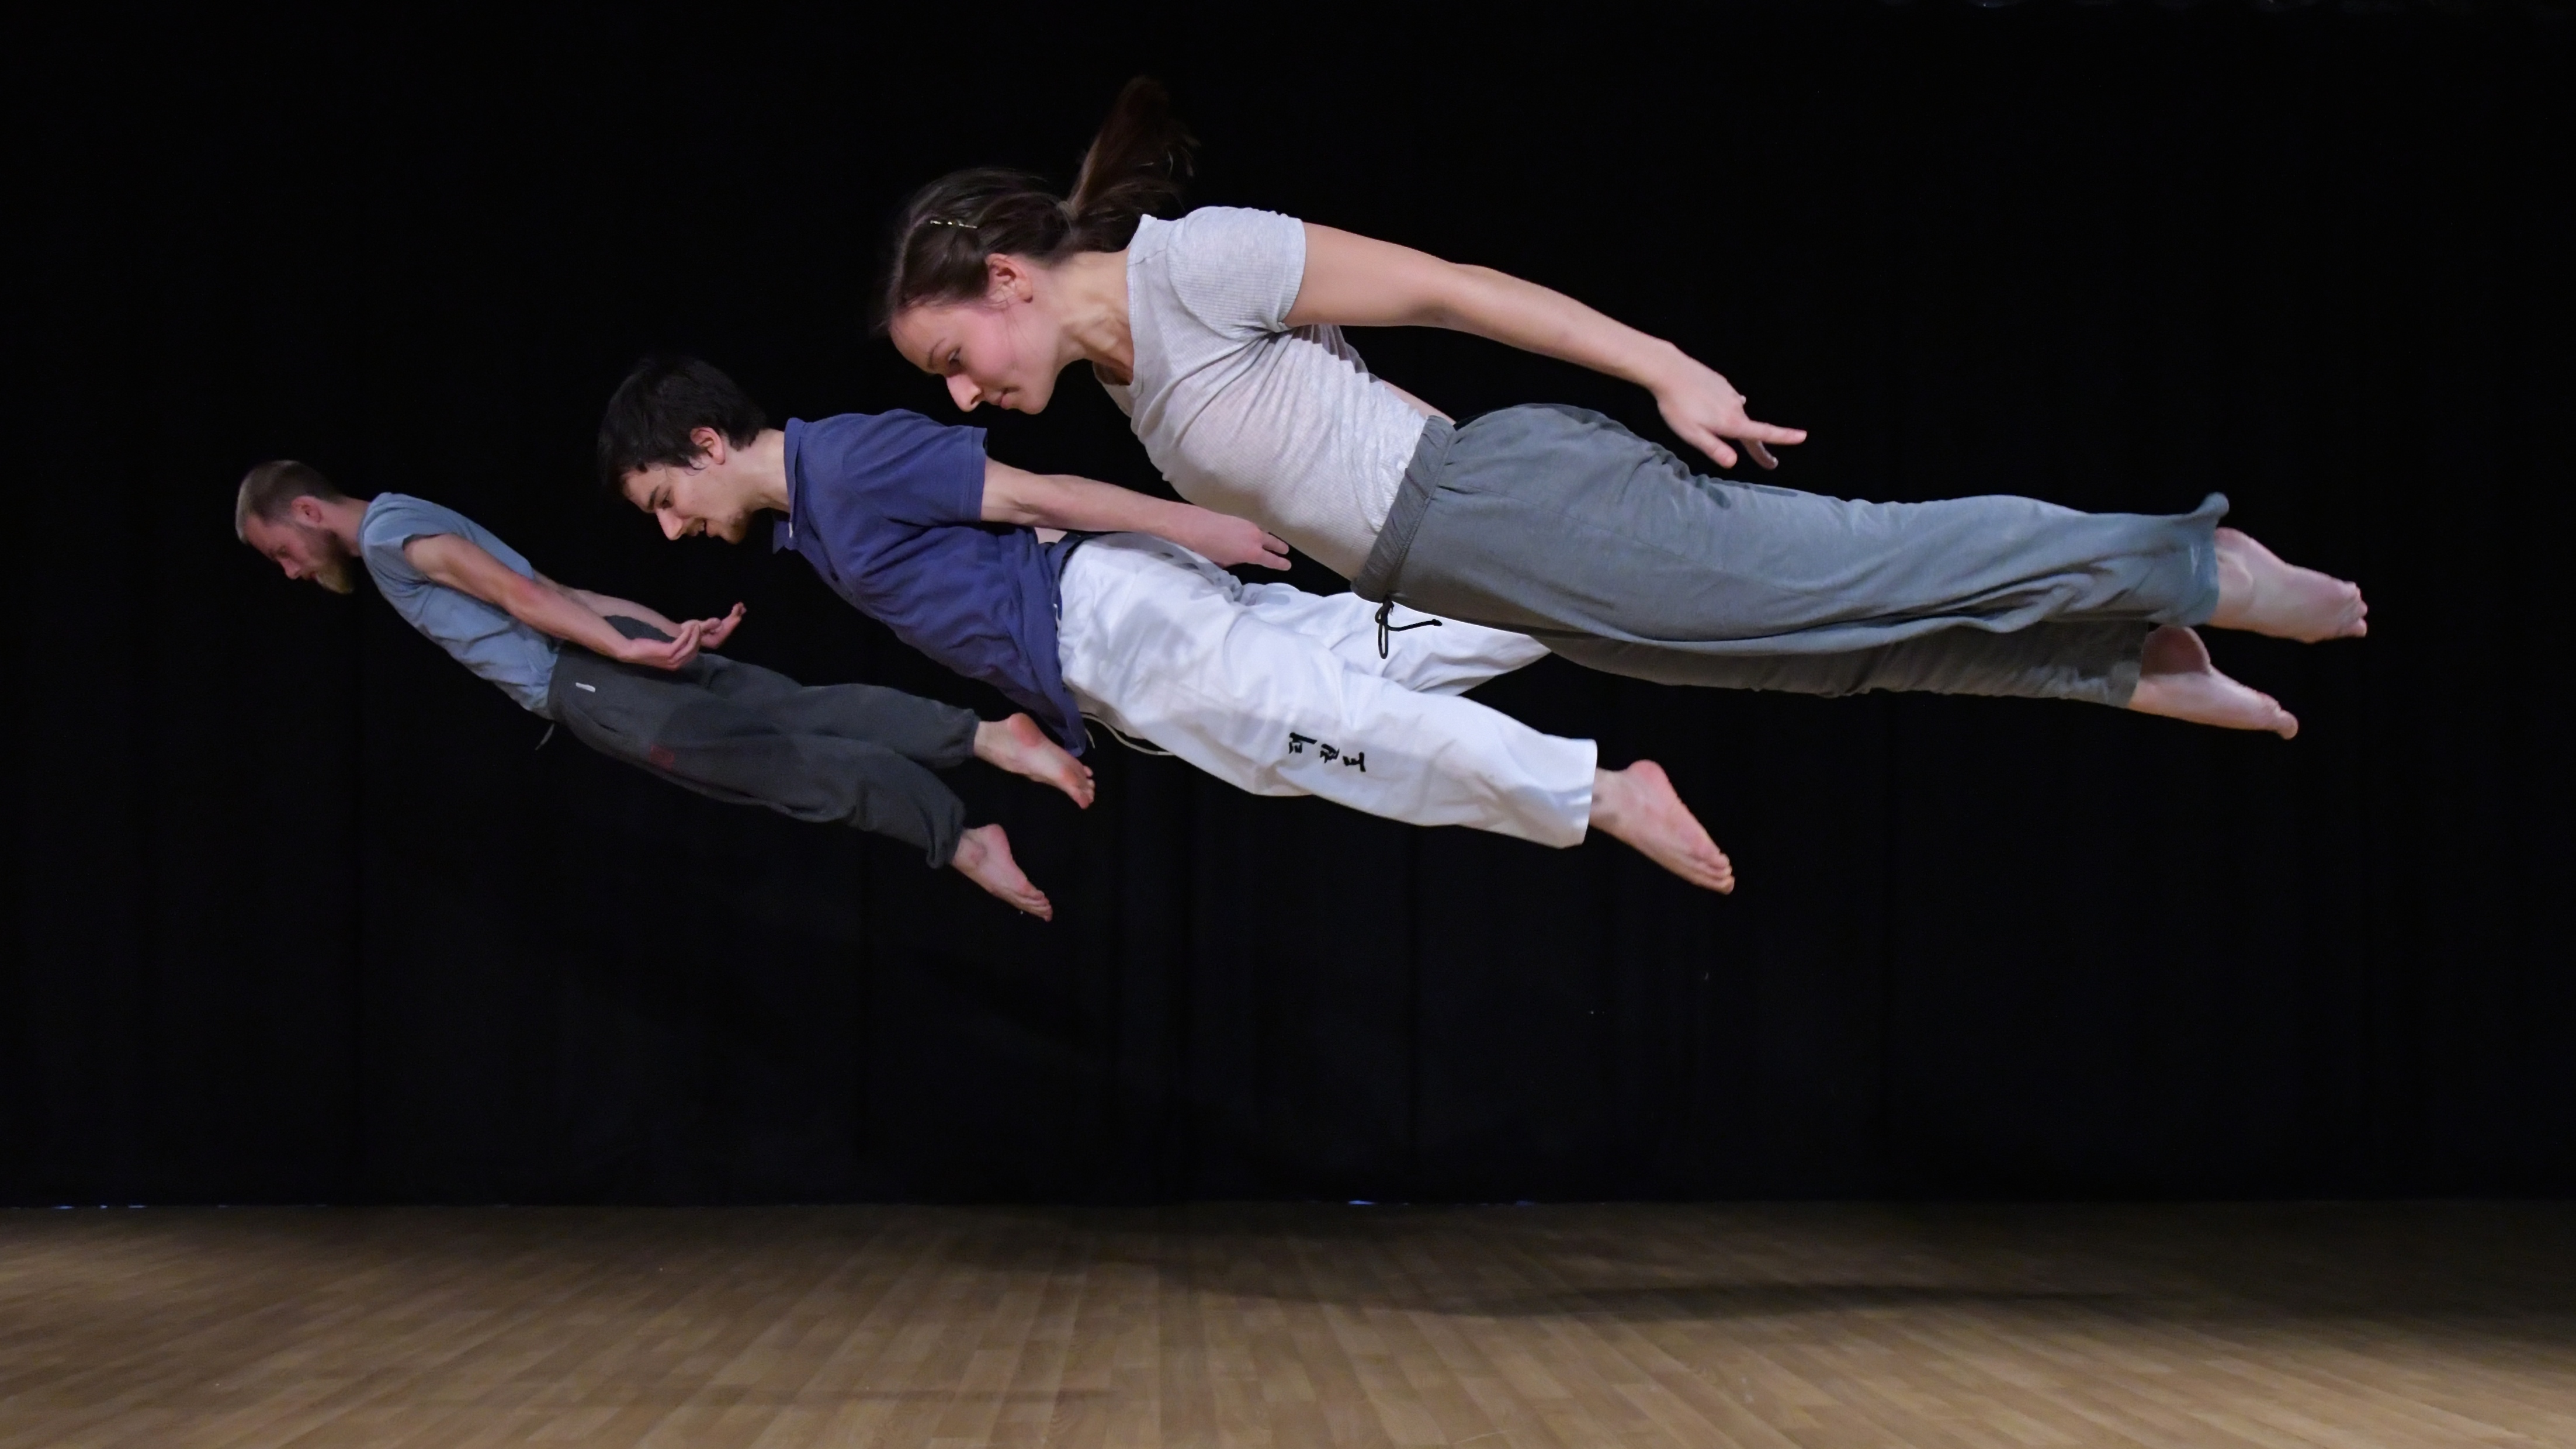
[[2209, 528, 2367, 642], [975, 713, 1095, 809], [950, 824, 1052, 920], [2127, 625, 2297, 739], [1589, 761, 1735, 895]]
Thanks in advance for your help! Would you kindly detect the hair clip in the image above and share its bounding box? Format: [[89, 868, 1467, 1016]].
[[927, 219, 976, 229]]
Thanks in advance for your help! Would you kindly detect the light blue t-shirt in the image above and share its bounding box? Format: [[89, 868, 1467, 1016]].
[[359, 494, 561, 716]]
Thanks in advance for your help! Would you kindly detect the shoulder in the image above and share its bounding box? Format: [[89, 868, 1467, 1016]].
[[1143, 209, 1308, 337], [358, 493, 463, 547], [360, 495, 445, 541], [794, 412, 990, 535], [805, 410, 982, 453], [1159, 207, 1305, 268], [803, 410, 984, 472]]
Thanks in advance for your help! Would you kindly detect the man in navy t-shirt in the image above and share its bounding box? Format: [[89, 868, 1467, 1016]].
[[771, 410, 1095, 753], [598, 356, 1739, 894]]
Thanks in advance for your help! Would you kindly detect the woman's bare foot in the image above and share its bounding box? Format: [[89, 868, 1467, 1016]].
[[975, 713, 1095, 808], [2209, 528, 2367, 642], [1590, 761, 1735, 894], [950, 824, 1052, 920], [2127, 625, 2297, 738]]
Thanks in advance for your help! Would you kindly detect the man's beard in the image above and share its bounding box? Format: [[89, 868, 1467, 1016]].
[[308, 529, 358, 594]]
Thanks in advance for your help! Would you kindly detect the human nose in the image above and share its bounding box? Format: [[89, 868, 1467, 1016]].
[[946, 372, 980, 412], [658, 509, 685, 542]]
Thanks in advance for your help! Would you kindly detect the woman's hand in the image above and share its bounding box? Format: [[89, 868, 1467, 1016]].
[[1651, 353, 1808, 472]]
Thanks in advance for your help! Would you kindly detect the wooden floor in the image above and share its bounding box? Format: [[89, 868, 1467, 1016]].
[[2, 1204, 2572, 1448]]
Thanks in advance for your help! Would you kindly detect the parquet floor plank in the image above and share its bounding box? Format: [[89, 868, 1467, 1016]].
[[2, 1204, 2570, 1447]]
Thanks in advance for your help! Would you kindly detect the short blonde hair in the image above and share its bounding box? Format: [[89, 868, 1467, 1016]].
[[234, 460, 343, 542]]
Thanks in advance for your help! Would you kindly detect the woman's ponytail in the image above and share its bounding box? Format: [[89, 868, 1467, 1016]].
[[880, 77, 1195, 324], [1064, 77, 1194, 250]]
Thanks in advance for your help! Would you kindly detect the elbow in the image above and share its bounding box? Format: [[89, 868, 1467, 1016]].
[[1420, 265, 1507, 331], [981, 478, 1051, 529], [1410, 296, 1474, 333], [1003, 480, 1077, 530]]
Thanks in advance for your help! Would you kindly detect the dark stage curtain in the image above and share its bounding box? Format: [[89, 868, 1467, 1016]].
[[11, 3, 2572, 1205]]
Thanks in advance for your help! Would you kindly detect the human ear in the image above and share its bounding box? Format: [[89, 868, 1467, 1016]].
[[289, 495, 328, 526], [987, 254, 1031, 304], [688, 427, 730, 468]]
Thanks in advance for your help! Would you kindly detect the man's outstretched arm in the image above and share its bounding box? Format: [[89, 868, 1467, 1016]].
[[980, 460, 1292, 570], [405, 534, 737, 669], [538, 578, 697, 640]]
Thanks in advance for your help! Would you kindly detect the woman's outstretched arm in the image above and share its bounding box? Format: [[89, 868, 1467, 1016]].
[[1287, 223, 1807, 470], [981, 460, 1292, 569]]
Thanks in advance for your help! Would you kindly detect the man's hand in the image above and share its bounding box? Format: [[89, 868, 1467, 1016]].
[[613, 618, 708, 670], [1650, 355, 1808, 472], [609, 604, 744, 670], [692, 602, 747, 651], [1183, 511, 1292, 570]]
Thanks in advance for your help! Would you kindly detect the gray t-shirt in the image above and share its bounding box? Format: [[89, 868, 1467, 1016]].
[[359, 494, 561, 716], [1100, 207, 1431, 580]]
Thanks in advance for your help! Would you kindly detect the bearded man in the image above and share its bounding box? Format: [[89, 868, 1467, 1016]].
[[234, 459, 1085, 917]]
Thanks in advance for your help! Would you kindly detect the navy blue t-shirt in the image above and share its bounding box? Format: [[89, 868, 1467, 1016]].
[[773, 412, 1089, 753]]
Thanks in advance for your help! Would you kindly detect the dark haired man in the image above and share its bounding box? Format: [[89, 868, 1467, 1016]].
[[598, 357, 1738, 895], [235, 459, 1084, 917]]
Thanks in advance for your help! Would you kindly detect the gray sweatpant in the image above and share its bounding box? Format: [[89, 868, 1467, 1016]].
[[548, 622, 977, 866], [1352, 405, 2227, 708]]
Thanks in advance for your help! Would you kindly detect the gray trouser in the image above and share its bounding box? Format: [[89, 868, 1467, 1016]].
[[1353, 405, 2227, 708], [547, 623, 977, 867]]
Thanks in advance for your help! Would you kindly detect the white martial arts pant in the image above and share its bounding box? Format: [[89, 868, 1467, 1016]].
[[1053, 534, 1597, 847]]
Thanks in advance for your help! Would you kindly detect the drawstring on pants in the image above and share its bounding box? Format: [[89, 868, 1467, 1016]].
[[1084, 717, 1176, 758], [1374, 599, 1441, 658]]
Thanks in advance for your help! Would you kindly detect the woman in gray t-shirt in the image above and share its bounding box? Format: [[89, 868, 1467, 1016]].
[[880, 80, 2366, 741]]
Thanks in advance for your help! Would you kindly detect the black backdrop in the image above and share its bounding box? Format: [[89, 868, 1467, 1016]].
[[12, 2, 2572, 1206]]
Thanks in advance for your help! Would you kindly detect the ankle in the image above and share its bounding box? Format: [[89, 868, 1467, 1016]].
[[1588, 767, 1624, 831], [2210, 566, 2252, 629]]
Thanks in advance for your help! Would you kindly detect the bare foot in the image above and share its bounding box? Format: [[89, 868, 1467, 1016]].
[[2127, 625, 2298, 739], [950, 824, 1053, 920], [976, 713, 1095, 809], [2209, 528, 2367, 642], [1589, 761, 1735, 895]]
